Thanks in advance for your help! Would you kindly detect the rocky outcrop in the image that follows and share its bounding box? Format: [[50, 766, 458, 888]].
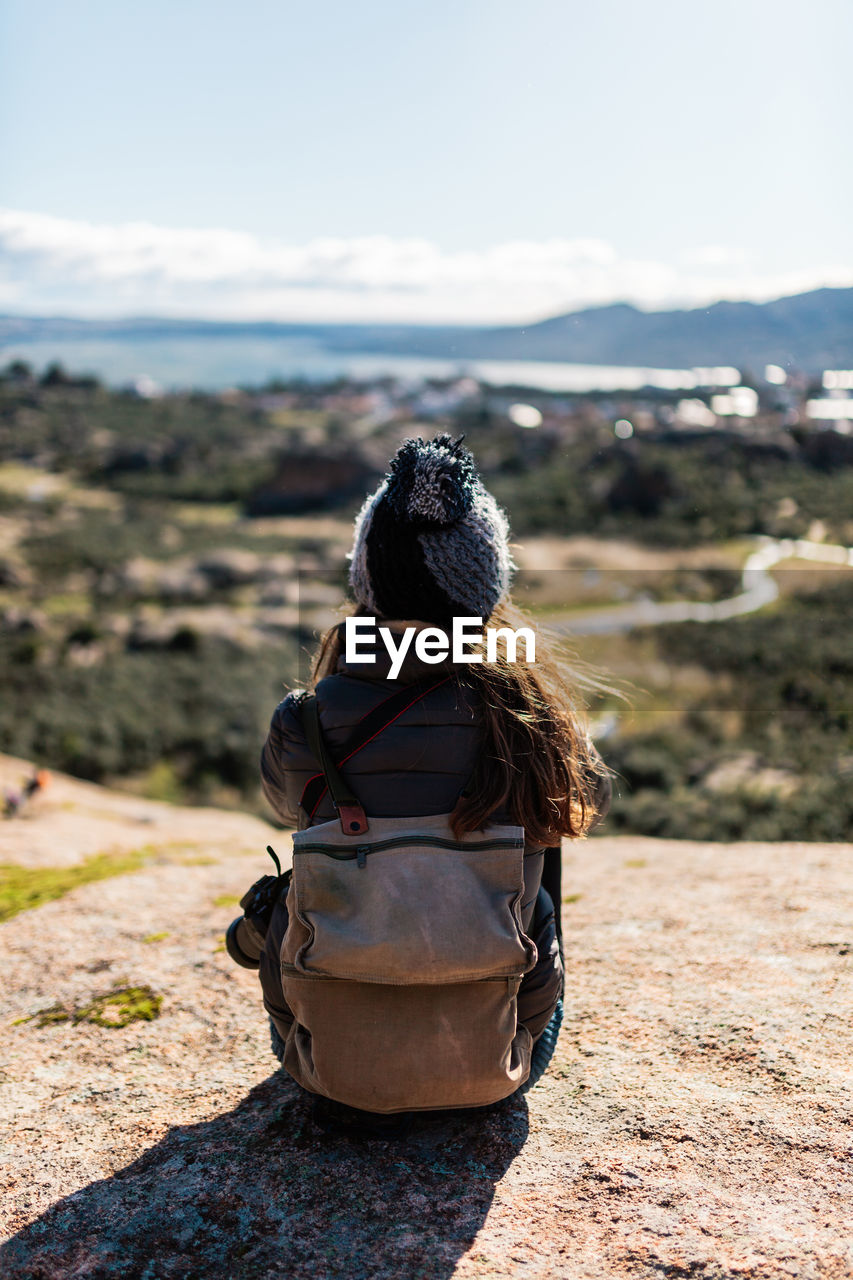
[[1, 756, 851, 1278]]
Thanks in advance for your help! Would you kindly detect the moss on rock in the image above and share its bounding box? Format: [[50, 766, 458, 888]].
[[0, 850, 152, 922], [17, 985, 163, 1029]]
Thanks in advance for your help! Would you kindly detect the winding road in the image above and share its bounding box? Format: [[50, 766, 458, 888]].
[[551, 536, 853, 636]]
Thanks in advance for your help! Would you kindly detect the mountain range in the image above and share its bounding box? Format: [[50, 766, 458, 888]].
[[1, 287, 851, 373]]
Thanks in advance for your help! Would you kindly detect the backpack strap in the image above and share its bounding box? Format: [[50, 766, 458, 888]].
[[302, 695, 370, 836], [299, 675, 454, 830]]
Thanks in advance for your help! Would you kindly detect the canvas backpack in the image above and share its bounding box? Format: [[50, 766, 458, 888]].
[[278, 678, 537, 1114]]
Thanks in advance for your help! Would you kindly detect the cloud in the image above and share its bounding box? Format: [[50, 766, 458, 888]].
[[678, 244, 751, 269], [1, 208, 851, 324]]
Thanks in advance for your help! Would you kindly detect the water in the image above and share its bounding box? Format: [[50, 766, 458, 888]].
[[0, 333, 739, 395]]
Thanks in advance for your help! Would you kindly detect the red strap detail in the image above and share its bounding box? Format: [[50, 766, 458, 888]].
[[300, 770, 323, 810], [335, 680, 451, 767], [298, 676, 452, 818]]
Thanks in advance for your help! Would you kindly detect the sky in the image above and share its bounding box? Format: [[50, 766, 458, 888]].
[[1, 0, 851, 324]]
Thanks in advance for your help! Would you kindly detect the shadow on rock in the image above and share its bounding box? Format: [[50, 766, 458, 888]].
[[1, 1072, 529, 1280]]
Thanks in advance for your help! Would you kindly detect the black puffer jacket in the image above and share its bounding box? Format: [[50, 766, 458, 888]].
[[261, 645, 483, 830], [258, 623, 605, 1047]]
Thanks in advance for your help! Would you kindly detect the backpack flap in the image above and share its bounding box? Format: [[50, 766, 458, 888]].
[[284, 813, 536, 984]]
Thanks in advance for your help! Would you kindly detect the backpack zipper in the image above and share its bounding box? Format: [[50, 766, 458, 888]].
[[295, 834, 523, 862]]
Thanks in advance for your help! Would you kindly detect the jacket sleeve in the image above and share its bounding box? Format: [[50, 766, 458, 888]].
[[260, 691, 309, 827]]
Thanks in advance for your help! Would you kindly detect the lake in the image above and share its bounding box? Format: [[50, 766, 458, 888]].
[[0, 333, 740, 395]]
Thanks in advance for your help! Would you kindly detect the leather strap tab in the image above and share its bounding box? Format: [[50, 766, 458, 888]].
[[336, 803, 369, 836]]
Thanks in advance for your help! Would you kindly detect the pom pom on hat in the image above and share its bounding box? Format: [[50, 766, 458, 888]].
[[385, 434, 477, 527]]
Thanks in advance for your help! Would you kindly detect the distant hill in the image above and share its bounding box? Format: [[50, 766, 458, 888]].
[[2, 286, 852, 372], [456, 288, 853, 371]]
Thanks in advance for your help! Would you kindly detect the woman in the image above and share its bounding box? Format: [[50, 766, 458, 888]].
[[242, 434, 609, 1117]]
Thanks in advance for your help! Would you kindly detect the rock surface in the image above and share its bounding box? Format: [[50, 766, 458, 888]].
[[1, 756, 851, 1279]]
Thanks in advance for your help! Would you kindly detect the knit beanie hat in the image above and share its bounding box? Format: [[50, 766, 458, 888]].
[[348, 434, 513, 623]]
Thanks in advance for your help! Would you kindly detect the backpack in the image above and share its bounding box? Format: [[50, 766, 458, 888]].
[[278, 679, 537, 1114]]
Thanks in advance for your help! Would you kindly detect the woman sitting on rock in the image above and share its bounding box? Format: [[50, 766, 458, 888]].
[[229, 434, 610, 1127]]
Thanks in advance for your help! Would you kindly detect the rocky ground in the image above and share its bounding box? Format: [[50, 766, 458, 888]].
[[0, 753, 851, 1279]]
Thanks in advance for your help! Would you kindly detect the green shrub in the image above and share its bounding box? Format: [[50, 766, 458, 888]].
[[0, 632, 297, 798], [603, 584, 853, 840]]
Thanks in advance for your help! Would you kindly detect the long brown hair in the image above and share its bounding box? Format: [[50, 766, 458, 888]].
[[311, 601, 610, 846]]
